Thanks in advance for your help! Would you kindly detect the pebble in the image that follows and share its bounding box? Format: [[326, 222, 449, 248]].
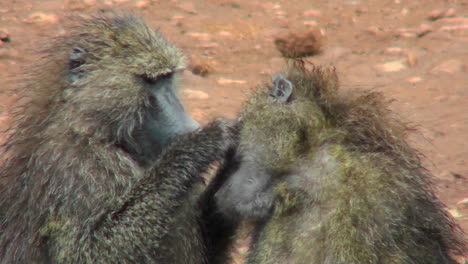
[[199, 42, 219, 49], [417, 23, 433, 36], [182, 89, 209, 100], [428, 8, 456, 21], [384, 47, 404, 55], [440, 24, 468, 32], [23, 12, 59, 24], [438, 17, 468, 24], [375, 59, 407, 72], [401, 8, 409, 16], [189, 62, 212, 77], [275, 11, 286, 17], [407, 76, 422, 84], [187, 32, 212, 42], [218, 31, 233, 38], [448, 209, 461, 219], [303, 9, 321, 17], [303, 20, 318, 27], [0, 30, 10, 43], [456, 198, 468, 209], [135, 0, 150, 9], [366, 26, 387, 38], [406, 53, 416, 67], [217, 78, 247, 85]]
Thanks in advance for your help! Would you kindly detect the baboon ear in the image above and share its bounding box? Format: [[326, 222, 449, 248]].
[[271, 74, 293, 103], [69, 47, 87, 70]]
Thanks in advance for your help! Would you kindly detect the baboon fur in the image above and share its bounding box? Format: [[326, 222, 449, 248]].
[[220, 61, 466, 264], [0, 12, 235, 263]]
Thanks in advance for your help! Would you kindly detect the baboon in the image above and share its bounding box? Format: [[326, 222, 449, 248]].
[[215, 61, 467, 264], [0, 12, 237, 263]]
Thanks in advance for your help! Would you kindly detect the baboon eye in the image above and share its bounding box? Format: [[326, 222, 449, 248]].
[[140, 72, 174, 85]]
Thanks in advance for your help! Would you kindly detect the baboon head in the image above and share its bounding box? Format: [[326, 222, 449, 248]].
[[21, 12, 200, 166], [215, 62, 339, 219]]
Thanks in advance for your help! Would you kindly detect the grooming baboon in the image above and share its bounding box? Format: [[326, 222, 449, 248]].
[[0, 12, 236, 264], [216, 61, 467, 264]]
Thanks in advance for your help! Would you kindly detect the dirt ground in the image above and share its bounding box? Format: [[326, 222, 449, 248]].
[[0, 0, 467, 262]]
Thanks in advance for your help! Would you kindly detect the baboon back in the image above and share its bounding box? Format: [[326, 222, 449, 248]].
[[216, 62, 467, 264]]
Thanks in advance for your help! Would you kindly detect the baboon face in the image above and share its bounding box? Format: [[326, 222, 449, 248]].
[[60, 14, 199, 165], [215, 75, 303, 220], [239, 74, 315, 173]]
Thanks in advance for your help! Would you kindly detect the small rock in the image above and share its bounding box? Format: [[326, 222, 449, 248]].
[[406, 53, 416, 67], [303, 9, 321, 17], [417, 23, 433, 37], [448, 209, 462, 219], [439, 24, 468, 32], [218, 31, 233, 38], [275, 10, 286, 17], [187, 32, 211, 41], [457, 198, 468, 209], [428, 8, 456, 21], [366, 26, 386, 38], [431, 59, 463, 74], [23, 12, 59, 24], [182, 89, 209, 100], [0, 30, 10, 43], [399, 32, 416, 38], [217, 78, 247, 85], [199, 42, 219, 49], [375, 59, 407, 72], [303, 20, 318, 27], [274, 27, 322, 58], [401, 8, 409, 16], [407, 76, 422, 84], [395, 28, 416, 38], [384, 47, 404, 55], [189, 61, 212, 77], [438, 17, 468, 24], [135, 0, 150, 9], [178, 2, 197, 15]]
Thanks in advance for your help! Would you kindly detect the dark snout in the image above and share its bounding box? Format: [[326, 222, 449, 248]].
[[215, 162, 274, 220]]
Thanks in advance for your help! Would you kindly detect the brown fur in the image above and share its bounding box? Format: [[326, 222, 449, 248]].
[[220, 61, 467, 264], [0, 12, 234, 263]]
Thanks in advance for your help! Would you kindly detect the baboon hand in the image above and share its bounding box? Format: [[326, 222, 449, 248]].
[[205, 119, 239, 155]]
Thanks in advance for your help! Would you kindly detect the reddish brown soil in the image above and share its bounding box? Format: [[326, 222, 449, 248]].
[[0, 0, 466, 262]]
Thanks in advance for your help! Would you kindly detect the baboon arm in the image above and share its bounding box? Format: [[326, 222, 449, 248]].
[[82, 121, 232, 262]]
